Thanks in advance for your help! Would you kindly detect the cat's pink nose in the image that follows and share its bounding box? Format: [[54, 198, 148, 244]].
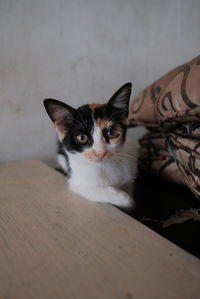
[[96, 151, 107, 159]]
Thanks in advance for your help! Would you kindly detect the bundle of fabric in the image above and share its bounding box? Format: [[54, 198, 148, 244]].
[[129, 55, 200, 199]]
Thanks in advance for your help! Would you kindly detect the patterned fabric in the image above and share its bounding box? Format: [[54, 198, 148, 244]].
[[128, 55, 200, 199]]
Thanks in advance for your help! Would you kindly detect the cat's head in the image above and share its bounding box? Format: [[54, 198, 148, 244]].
[[44, 83, 132, 162]]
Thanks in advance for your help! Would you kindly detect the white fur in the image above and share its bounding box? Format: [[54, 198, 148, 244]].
[[66, 129, 137, 210], [92, 124, 106, 155]]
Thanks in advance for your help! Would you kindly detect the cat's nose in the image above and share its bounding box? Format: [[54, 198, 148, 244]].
[[96, 151, 107, 159]]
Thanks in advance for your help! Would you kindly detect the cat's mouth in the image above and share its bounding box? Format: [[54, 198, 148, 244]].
[[97, 152, 114, 162], [84, 150, 114, 162]]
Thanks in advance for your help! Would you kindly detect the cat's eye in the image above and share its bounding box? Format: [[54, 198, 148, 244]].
[[106, 127, 120, 139], [75, 134, 88, 144]]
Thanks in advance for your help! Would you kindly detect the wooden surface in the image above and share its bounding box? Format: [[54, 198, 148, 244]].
[[0, 160, 199, 299]]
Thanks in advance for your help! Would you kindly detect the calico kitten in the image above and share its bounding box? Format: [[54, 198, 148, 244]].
[[44, 83, 137, 210]]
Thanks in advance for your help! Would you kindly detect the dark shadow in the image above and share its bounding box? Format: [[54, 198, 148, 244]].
[[131, 164, 200, 258]]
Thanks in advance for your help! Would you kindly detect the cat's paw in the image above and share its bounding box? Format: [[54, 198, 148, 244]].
[[112, 189, 135, 211], [121, 197, 135, 213]]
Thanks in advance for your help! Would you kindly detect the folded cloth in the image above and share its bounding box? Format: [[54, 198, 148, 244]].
[[129, 55, 200, 199]]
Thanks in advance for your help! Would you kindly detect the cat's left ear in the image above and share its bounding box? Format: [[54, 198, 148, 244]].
[[107, 83, 132, 118]]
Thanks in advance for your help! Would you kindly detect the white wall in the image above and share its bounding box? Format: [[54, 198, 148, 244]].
[[0, 0, 200, 164]]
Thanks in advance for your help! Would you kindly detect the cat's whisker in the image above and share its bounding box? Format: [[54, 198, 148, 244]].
[[115, 152, 138, 161], [112, 155, 124, 163], [115, 151, 137, 158], [116, 152, 145, 168]]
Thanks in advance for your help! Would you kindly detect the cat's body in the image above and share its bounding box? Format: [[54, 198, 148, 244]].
[[44, 83, 137, 210]]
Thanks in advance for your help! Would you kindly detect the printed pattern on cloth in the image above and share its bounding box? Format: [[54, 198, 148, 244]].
[[129, 55, 200, 199]]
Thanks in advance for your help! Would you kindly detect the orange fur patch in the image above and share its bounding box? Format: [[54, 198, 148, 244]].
[[89, 103, 102, 111], [84, 149, 113, 161], [96, 118, 110, 129], [95, 119, 125, 145], [84, 149, 98, 161]]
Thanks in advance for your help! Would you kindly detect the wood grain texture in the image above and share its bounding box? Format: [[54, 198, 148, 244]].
[[0, 160, 199, 299]]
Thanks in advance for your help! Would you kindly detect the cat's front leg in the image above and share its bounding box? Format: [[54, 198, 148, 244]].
[[69, 184, 135, 210]]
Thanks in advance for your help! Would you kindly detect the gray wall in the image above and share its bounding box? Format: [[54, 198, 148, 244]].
[[0, 0, 200, 164]]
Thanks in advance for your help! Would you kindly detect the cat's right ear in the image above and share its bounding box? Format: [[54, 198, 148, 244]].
[[107, 83, 132, 118], [43, 99, 76, 141]]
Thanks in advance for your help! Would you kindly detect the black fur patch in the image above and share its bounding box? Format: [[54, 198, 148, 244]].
[[57, 141, 71, 177], [62, 104, 94, 153]]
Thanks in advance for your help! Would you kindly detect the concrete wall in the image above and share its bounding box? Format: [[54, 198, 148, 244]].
[[0, 0, 200, 164]]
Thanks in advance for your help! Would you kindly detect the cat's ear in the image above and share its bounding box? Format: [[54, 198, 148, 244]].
[[43, 99, 76, 140], [107, 83, 132, 117]]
